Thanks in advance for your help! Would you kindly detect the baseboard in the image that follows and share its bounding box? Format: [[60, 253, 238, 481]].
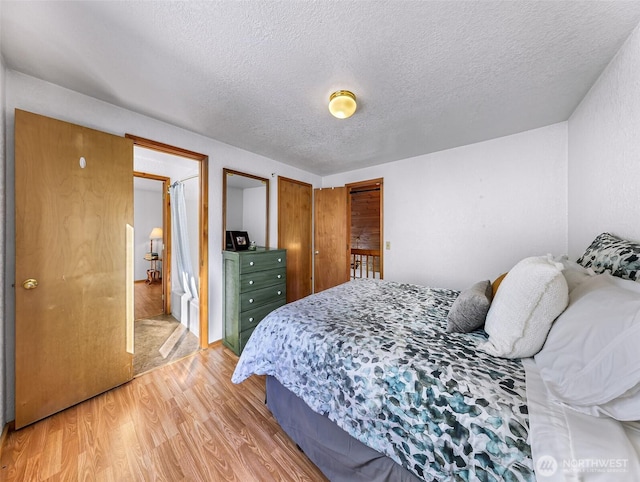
[[0, 420, 15, 458]]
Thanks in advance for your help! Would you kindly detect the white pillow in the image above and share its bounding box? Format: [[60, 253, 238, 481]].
[[534, 273, 640, 421], [480, 255, 568, 358], [554, 254, 596, 292]]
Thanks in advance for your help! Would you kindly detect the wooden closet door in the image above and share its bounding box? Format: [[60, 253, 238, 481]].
[[278, 177, 313, 302], [15, 110, 134, 428], [313, 187, 349, 293]]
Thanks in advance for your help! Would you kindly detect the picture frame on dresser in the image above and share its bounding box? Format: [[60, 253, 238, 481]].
[[226, 230, 250, 251]]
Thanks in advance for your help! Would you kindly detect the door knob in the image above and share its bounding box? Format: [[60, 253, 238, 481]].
[[22, 279, 38, 290], [315, 251, 319, 255]]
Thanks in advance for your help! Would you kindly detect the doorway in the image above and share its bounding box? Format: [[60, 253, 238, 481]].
[[130, 138, 209, 375], [311, 178, 384, 294], [133, 172, 169, 320], [347, 179, 384, 280]]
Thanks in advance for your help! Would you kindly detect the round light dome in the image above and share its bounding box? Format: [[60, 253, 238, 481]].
[[328, 90, 357, 119]]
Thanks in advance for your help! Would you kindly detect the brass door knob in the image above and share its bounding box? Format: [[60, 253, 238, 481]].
[[22, 279, 38, 290]]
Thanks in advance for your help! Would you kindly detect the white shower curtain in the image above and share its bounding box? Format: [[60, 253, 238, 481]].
[[170, 182, 199, 300]]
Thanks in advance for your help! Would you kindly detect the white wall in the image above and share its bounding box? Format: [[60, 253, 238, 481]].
[[3, 70, 321, 422], [568, 23, 640, 258], [133, 187, 163, 281], [324, 123, 569, 290]]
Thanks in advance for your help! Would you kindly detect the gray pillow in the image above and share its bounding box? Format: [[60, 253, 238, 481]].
[[446, 280, 493, 333]]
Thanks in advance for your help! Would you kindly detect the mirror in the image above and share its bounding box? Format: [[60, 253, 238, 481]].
[[222, 168, 270, 250]]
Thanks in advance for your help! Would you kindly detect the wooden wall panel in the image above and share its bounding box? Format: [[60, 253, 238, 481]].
[[350, 189, 381, 251]]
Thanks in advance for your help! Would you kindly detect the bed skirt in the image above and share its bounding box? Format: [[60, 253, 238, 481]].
[[266, 376, 422, 482]]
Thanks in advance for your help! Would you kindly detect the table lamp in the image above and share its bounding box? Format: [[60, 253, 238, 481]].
[[149, 227, 163, 254]]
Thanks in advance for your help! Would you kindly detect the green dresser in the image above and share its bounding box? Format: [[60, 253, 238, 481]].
[[223, 248, 287, 355]]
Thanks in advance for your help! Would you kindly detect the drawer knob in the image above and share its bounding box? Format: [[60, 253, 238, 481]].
[[277, 274, 282, 279], [249, 261, 254, 266], [277, 290, 282, 295], [249, 280, 254, 285], [249, 317, 254, 322], [249, 298, 254, 303], [277, 258, 282, 262]]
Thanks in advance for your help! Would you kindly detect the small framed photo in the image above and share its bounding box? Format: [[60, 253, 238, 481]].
[[226, 230, 251, 251]]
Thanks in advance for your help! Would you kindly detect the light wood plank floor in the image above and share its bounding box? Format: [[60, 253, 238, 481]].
[[135, 280, 163, 321], [0, 346, 328, 481]]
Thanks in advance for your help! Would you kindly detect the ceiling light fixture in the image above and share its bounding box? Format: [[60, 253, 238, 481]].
[[329, 90, 357, 119]]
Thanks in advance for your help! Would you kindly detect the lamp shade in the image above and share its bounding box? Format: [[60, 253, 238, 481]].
[[149, 227, 163, 239], [329, 90, 357, 119]]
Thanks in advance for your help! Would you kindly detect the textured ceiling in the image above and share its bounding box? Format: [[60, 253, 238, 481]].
[[3, 1, 640, 176]]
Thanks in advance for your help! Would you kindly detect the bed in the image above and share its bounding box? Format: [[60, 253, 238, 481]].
[[233, 279, 533, 480], [232, 232, 640, 481]]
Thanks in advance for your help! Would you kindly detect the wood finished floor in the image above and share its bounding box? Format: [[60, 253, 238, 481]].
[[0, 346, 328, 481], [135, 280, 164, 321]]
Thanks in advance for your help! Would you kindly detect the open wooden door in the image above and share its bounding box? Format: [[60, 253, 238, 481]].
[[313, 187, 349, 293], [15, 110, 134, 428]]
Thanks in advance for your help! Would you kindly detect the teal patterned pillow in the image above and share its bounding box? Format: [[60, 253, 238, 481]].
[[577, 233, 640, 281]]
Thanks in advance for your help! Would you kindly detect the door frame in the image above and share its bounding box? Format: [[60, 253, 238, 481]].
[[126, 135, 209, 349], [133, 171, 171, 315]]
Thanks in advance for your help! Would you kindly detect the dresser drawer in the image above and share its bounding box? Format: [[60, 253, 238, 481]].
[[239, 267, 286, 293], [240, 283, 286, 311], [238, 326, 257, 353], [240, 299, 285, 332], [223, 248, 287, 356], [239, 251, 286, 274]]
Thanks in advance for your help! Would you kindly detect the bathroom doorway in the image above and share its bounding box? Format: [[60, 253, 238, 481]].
[[131, 142, 207, 374]]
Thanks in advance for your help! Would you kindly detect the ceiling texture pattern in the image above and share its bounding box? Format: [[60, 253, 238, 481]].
[[3, 1, 640, 175]]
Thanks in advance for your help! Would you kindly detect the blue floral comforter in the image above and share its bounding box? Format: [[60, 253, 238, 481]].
[[232, 278, 534, 481]]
